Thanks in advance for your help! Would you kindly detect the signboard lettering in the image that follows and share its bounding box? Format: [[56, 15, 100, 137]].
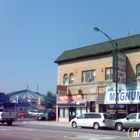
[[105, 86, 140, 104]]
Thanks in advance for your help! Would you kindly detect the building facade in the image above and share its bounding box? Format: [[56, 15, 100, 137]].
[[54, 34, 140, 122]]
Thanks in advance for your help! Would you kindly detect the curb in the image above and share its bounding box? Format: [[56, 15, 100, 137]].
[[22, 121, 70, 127]]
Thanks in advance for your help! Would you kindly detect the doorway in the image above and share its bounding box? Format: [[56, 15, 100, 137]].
[[69, 107, 76, 122]]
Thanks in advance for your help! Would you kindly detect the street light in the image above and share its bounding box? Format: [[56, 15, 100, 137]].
[[94, 27, 119, 119]]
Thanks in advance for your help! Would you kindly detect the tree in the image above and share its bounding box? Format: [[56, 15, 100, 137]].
[[41, 91, 56, 108], [46, 91, 56, 98]]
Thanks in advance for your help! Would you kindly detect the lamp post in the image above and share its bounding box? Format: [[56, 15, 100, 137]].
[[94, 27, 118, 119]]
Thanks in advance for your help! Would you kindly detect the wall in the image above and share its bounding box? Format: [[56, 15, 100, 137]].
[[58, 50, 140, 86], [56, 48, 140, 122]]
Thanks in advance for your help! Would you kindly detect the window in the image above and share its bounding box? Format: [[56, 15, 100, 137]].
[[85, 113, 101, 118], [93, 114, 101, 118], [127, 113, 136, 119], [136, 64, 140, 77], [138, 114, 140, 119], [76, 107, 86, 117], [59, 107, 68, 118], [63, 74, 68, 85], [108, 105, 115, 110], [103, 114, 112, 119], [78, 114, 85, 119], [82, 70, 95, 82], [105, 68, 113, 80], [69, 73, 74, 84]]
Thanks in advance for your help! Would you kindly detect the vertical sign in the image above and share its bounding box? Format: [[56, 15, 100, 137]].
[[113, 51, 126, 83], [38, 97, 41, 105], [117, 52, 126, 83]]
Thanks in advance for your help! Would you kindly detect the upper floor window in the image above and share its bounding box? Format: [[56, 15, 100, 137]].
[[136, 64, 140, 77], [82, 70, 95, 82], [69, 73, 74, 84], [105, 68, 113, 80], [63, 74, 68, 85]]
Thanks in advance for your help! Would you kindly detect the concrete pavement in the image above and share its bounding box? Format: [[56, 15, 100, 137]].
[[17, 118, 70, 127]]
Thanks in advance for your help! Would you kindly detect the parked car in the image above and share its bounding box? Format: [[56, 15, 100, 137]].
[[28, 109, 44, 117], [70, 112, 113, 129], [113, 113, 140, 131], [35, 111, 56, 121], [17, 112, 26, 118]]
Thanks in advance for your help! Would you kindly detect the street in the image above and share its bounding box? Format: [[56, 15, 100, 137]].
[[0, 120, 132, 140]]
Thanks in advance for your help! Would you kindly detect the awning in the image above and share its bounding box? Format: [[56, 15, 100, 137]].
[[57, 101, 87, 107], [96, 94, 105, 104]]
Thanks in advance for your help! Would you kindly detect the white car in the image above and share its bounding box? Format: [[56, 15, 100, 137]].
[[70, 112, 113, 129], [28, 109, 44, 117]]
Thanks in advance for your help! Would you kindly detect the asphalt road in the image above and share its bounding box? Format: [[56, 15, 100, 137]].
[[0, 120, 134, 140]]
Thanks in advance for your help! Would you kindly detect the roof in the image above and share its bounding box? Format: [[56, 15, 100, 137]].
[[54, 34, 140, 64]]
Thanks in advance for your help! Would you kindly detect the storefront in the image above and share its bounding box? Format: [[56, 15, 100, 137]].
[[57, 100, 87, 122], [98, 85, 140, 119], [56, 85, 98, 122]]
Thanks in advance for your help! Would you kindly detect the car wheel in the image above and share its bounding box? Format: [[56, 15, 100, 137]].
[[72, 121, 77, 128], [115, 123, 123, 131], [94, 123, 100, 130], [7, 121, 12, 126]]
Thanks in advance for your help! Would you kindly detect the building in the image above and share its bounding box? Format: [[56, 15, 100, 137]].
[[54, 34, 140, 122]]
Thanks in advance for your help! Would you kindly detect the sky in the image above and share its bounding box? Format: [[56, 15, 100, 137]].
[[0, 0, 140, 95]]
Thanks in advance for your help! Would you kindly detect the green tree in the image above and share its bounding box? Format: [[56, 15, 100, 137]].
[[46, 91, 56, 98], [41, 91, 56, 107]]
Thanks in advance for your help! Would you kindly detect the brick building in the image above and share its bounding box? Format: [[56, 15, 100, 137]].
[[54, 34, 140, 122]]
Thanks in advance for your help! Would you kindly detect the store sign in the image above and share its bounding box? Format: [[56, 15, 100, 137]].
[[38, 97, 41, 105], [104, 86, 140, 104], [58, 95, 82, 102], [129, 106, 136, 111], [57, 85, 67, 94], [113, 52, 126, 84]]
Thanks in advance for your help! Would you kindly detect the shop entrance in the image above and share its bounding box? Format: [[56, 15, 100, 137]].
[[69, 107, 76, 122]]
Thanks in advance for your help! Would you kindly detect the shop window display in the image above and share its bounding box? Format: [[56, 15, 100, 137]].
[[138, 104, 140, 113], [59, 107, 68, 118], [107, 104, 126, 119], [107, 105, 115, 118], [118, 105, 126, 119], [127, 104, 137, 115]]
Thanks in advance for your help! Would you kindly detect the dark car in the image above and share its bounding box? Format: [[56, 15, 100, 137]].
[[35, 112, 56, 121]]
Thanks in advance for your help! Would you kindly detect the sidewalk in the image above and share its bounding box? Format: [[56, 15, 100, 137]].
[[18, 118, 70, 127]]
